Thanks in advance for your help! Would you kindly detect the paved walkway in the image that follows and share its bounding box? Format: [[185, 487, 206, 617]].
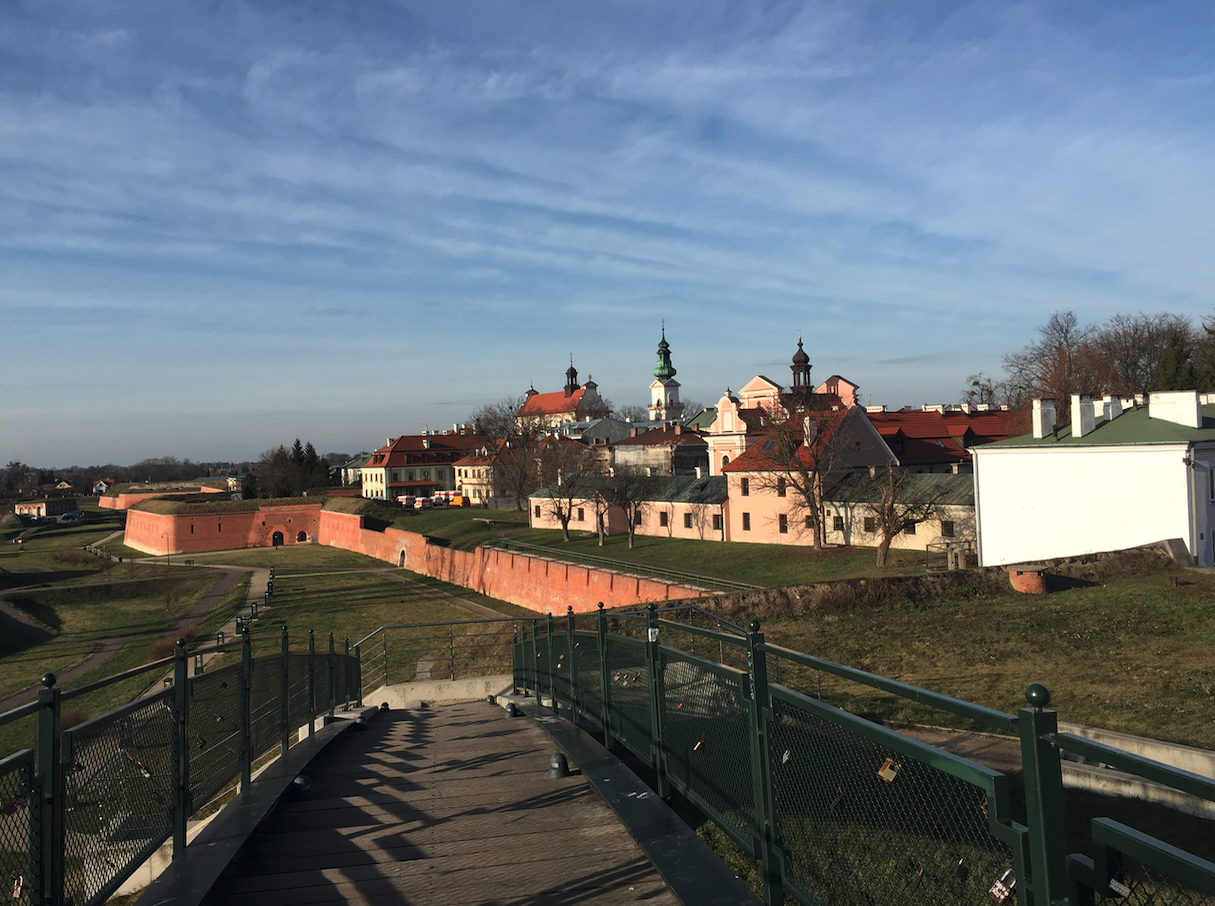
[[201, 701, 682, 906]]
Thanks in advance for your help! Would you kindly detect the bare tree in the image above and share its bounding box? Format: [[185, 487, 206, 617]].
[[853, 467, 949, 568], [613, 403, 650, 422], [962, 372, 1008, 408], [596, 466, 656, 549], [538, 440, 597, 542], [1086, 312, 1198, 397], [1001, 310, 1096, 413]]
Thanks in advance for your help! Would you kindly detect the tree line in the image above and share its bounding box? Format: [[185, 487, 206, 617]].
[[966, 310, 1215, 412]]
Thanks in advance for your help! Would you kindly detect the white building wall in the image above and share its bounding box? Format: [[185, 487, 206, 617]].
[[974, 444, 1200, 566]]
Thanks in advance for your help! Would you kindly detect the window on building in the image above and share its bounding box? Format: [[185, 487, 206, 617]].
[[904, 520, 916, 535], [635, 512, 642, 526], [577, 508, 585, 522], [712, 514, 723, 530], [806, 515, 814, 530], [742, 513, 751, 531], [534, 505, 540, 517], [863, 516, 876, 533], [741, 477, 749, 496], [833, 515, 844, 531], [660, 511, 669, 527], [941, 520, 955, 538], [779, 514, 788, 533], [777, 477, 786, 497], [684, 513, 693, 529]]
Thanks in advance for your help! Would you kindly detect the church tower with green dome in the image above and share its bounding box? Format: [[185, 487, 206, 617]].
[[647, 326, 685, 422]]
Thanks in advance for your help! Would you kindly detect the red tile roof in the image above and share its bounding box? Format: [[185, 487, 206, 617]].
[[864, 408, 1027, 465], [519, 388, 587, 416]]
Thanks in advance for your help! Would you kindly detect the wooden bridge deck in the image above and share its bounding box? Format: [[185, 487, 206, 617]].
[[200, 701, 682, 906]]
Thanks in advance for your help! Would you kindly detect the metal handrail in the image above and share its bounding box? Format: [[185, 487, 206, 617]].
[[483, 537, 763, 593]]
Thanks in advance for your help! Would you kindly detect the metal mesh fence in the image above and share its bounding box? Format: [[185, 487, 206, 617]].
[[660, 652, 755, 846], [313, 654, 332, 716], [1089, 855, 1215, 906], [62, 694, 174, 906], [286, 653, 312, 729], [550, 632, 571, 705], [572, 624, 601, 717], [249, 656, 283, 758], [603, 636, 651, 762], [187, 665, 242, 809], [0, 750, 34, 905], [767, 693, 1014, 906]]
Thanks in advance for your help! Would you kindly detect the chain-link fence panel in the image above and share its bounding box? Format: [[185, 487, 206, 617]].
[[660, 652, 755, 847], [656, 621, 747, 673], [571, 626, 602, 717], [0, 750, 34, 906], [249, 656, 283, 758], [768, 692, 1015, 906], [1088, 857, 1215, 906], [603, 636, 651, 763], [287, 653, 312, 729], [550, 632, 571, 705], [312, 653, 332, 716], [61, 694, 174, 906], [187, 665, 242, 808]]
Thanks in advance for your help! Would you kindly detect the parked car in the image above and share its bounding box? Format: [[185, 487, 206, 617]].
[[60, 511, 83, 522], [397, 496, 417, 509], [430, 497, 448, 509]]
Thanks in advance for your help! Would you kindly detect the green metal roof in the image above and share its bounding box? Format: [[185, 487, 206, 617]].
[[984, 404, 1215, 449], [828, 471, 974, 507]]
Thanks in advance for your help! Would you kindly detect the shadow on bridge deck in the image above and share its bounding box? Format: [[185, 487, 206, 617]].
[[138, 699, 755, 906]]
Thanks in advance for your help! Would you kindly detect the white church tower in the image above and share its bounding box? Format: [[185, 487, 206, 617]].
[[647, 327, 685, 423]]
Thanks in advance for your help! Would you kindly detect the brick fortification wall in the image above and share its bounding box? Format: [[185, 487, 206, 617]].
[[101, 486, 225, 510], [125, 504, 326, 555], [126, 505, 704, 613]]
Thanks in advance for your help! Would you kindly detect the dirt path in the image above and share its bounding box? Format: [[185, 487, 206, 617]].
[[0, 566, 251, 714]]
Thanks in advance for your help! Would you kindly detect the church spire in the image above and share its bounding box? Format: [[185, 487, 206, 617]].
[[652, 325, 677, 380], [790, 336, 811, 389]]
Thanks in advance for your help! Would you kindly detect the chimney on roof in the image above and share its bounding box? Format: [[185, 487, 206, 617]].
[[1071, 394, 1096, 438], [694, 466, 702, 479], [1149, 390, 1202, 428], [865, 405, 886, 413], [924, 404, 945, 414], [1102, 395, 1124, 423], [674, 424, 682, 435], [1032, 399, 1056, 439]]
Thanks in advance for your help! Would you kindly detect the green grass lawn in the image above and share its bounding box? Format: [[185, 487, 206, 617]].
[[761, 568, 1215, 749], [3, 571, 223, 640], [181, 544, 388, 571], [382, 507, 924, 585], [230, 571, 501, 657]]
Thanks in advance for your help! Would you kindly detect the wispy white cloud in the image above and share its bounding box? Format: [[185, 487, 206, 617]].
[[1, 0, 1212, 463]]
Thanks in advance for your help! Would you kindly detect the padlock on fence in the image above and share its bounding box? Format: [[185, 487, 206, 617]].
[[989, 869, 1015, 904]]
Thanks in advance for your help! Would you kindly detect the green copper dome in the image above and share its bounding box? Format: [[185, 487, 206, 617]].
[[652, 328, 676, 379]]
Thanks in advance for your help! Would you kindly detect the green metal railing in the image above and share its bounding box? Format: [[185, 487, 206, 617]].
[[0, 625, 360, 906], [515, 603, 1215, 906]]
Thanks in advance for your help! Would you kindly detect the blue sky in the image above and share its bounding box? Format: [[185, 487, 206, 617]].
[[2, 1, 1212, 467]]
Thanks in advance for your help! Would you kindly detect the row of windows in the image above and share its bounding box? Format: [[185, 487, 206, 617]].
[[534, 505, 724, 531], [739, 476, 787, 497]]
